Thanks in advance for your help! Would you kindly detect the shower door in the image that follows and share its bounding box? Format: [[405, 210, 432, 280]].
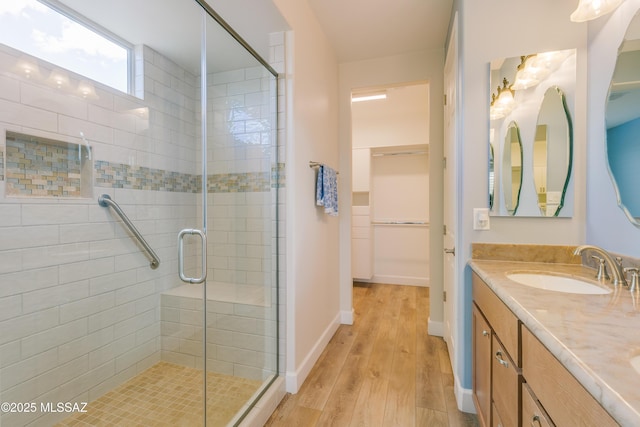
[[183, 2, 281, 425], [0, 0, 278, 426]]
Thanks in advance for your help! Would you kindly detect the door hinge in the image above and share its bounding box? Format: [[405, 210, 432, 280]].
[[443, 291, 447, 302], [443, 157, 447, 169], [443, 224, 447, 235], [444, 93, 447, 106]]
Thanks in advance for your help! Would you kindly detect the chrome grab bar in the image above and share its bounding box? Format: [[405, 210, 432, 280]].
[[178, 228, 207, 284], [98, 194, 160, 270]]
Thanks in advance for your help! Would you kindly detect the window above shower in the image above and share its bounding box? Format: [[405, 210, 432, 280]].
[[0, 0, 132, 95]]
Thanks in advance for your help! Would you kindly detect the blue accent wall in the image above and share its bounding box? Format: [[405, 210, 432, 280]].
[[607, 118, 640, 217]]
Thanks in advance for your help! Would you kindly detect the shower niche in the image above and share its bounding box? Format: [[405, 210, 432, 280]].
[[5, 131, 93, 198]]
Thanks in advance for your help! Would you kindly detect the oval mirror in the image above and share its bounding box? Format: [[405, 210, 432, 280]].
[[502, 121, 523, 215], [606, 11, 640, 226], [533, 86, 573, 216]]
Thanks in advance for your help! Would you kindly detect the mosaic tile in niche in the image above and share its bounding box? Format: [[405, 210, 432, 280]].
[[5, 132, 85, 197]]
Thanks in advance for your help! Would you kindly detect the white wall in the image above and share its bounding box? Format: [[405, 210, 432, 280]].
[[339, 49, 445, 339], [450, 0, 588, 407], [587, 0, 640, 257], [351, 84, 429, 149], [272, 0, 341, 392]]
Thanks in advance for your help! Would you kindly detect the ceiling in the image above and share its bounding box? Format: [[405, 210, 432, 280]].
[[57, 0, 453, 73], [308, 0, 454, 63]]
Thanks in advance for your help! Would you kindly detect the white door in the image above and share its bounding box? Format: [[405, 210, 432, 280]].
[[443, 14, 458, 353]]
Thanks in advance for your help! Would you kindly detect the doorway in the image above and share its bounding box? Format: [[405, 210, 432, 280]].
[[350, 83, 430, 287]]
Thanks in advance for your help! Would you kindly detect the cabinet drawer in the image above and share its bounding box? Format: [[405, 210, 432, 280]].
[[473, 273, 520, 365], [522, 383, 553, 427], [492, 335, 519, 427], [521, 326, 617, 427]]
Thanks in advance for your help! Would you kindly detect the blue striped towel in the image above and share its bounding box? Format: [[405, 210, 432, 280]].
[[315, 165, 338, 216]]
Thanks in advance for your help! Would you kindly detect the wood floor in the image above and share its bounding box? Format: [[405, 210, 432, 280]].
[[265, 283, 479, 427]]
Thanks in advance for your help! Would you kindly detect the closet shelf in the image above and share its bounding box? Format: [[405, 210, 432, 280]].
[[371, 220, 429, 227]]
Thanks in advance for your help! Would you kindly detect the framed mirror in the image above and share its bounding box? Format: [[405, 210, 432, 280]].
[[606, 11, 640, 226], [533, 87, 573, 216], [502, 121, 523, 215], [489, 48, 576, 217]]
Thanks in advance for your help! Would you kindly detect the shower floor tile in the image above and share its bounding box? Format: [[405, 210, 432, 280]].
[[56, 362, 263, 427]]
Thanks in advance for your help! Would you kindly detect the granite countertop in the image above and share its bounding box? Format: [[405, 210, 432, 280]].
[[469, 258, 640, 426]]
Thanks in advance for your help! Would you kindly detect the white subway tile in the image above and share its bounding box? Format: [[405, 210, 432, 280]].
[[87, 301, 136, 333], [0, 204, 21, 226], [113, 309, 154, 339], [58, 326, 114, 364], [59, 293, 114, 324], [0, 98, 58, 132], [20, 82, 88, 119], [22, 204, 89, 225], [0, 307, 59, 345], [0, 341, 21, 368], [0, 225, 59, 251], [114, 339, 156, 373], [0, 294, 21, 321], [0, 250, 22, 274], [59, 257, 114, 284], [57, 359, 115, 403], [22, 243, 90, 270], [60, 222, 115, 243], [0, 347, 58, 389], [89, 334, 136, 369], [21, 318, 87, 359], [22, 280, 89, 314], [0, 74, 20, 102]]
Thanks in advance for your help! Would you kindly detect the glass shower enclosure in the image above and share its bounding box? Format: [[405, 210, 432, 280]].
[[0, 0, 280, 425]]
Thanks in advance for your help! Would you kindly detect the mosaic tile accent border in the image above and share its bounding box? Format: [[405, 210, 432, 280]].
[[5, 132, 83, 197], [0, 150, 4, 181], [94, 160, 200, 192], [94, 160, 286, 193]]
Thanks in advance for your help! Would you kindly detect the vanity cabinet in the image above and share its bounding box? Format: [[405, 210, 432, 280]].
[[472, 273, 520, 427], [521, 326, 617, 427], [472, 272, 619, 427]]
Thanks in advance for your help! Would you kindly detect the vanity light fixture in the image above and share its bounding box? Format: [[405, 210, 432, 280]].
[[490, 78, 515, 120], [512, 50, 572, 91], [570, 0, 624, 22], [512, 55, 544, 90]]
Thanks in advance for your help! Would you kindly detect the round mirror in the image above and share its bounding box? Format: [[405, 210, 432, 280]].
[[502, 121, 523, 215], [606, 11, 640, 226], [533, 86, 573, 216]]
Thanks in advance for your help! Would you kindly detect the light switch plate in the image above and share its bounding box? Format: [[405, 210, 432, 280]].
[[474, 208, 490, 230]]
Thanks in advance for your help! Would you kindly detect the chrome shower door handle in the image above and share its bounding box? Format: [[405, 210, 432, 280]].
[[178, 228, 207, 284]]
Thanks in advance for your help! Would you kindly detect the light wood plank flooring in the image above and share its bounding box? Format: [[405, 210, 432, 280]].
[[265, 283, 478, 427]]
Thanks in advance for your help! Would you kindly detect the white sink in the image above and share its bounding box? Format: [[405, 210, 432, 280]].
[[506, 273, 611, 295]]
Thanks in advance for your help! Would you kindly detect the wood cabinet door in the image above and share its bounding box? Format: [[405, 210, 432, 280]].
[[492, 335, 520, 427], [472, 304, 492, 427]]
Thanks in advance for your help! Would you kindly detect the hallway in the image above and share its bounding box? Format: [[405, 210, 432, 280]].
[[266, 283, 478, 426]]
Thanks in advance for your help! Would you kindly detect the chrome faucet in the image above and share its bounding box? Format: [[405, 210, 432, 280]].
[[574, 245, 627, 287]]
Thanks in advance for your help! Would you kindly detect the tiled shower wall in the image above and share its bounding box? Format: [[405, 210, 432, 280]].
[[0, 27, 285, 427]]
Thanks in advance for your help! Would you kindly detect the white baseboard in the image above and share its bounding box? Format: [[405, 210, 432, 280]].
[[427, 317, 444, 337], [341, 309, 354, 325], [370, 274, 429, 287], [285, 312, 341, 393], [454, 373, 476, 414]]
